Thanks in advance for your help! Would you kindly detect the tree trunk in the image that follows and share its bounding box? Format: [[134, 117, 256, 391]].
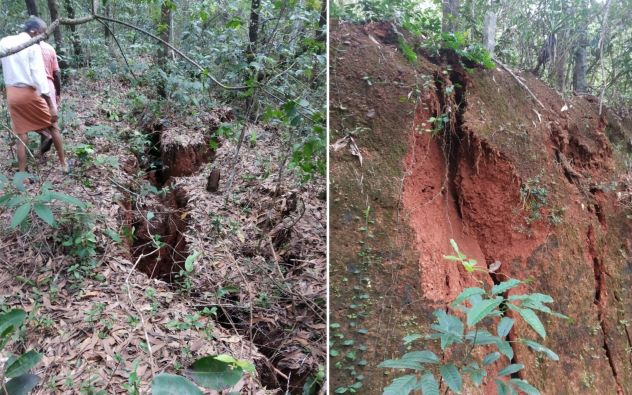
[[25, 0, 38, 16], [482, 11, 496, 55], [47, 0, 62, 48], [47, 0, 68, 69], [64, 0, 82, 62], [442, 0, 459, 33], [104, 0, 110, 39], [247, 0, 260, 64], [159, 2, 173, 60], [573, 28, 588, 93]]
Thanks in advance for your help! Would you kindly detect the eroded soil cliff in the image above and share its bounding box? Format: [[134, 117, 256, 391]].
[[330, 20, 632, 394]]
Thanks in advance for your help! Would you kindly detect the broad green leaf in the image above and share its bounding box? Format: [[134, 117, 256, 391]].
[[465, 330, 499, 345], [151, 374, 203, 395], [452, 287, 486, 306], [400, 351, 440, 364], [510, 379, 541, 395], [12, 172, 31, 192], [462, 363, 486, 387], [187, 356, 244, 390], [519, 308, 546, 339], [5, 351, 42, 378], [47, 191, 85, 208], [378, 359, 423, 371], [11, 203, 31, 228], [496, 339, 514, 360], [497, 317, 515, 337], [497, 364, 524, 377], [184, 251, 202, 273], [521, 340, 559, 360], [383, 375, 417, 395], [0, 173, 8, 188], [418, 373, 439, 395], [433, 310, 464, 336], [483, 352, 501, 366], [440, 363, 462, 393], [403, 334, 423, 344], [466, 297, 503, 327], [492, 279, 521, 295], [33, 203, 55, 227], [0, 309, 26, 333], [0, 373, 40, 395], [495, 379, 509, 395], [0, 325, 15, 351], [213, 355, 255, 374]]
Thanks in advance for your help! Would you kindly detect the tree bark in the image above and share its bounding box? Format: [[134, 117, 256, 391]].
[[573, 28, 588, 93], [482, 11, 496, 55], [47, 0, 62, 48], [442, 0, 459, 33], [247, 0, 260, 64], [25, 0, 38, 16], [159, 1, 173, 60], [64, 0, 82, 61]]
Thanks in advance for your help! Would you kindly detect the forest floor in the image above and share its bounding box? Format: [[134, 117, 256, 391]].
[[0, 70, 326, 394]]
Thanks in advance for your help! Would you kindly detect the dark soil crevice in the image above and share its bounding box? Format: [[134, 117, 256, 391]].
[[587, 225, 625, 394]]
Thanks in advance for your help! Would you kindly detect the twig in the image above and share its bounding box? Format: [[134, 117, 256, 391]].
[[94, 18, 138, 81], [493, 57, 546, 109], [125, 247, 160, 377]]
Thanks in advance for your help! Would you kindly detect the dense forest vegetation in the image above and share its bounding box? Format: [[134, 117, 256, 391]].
[[333, 0, 632, 113], [0, 1, 326, 394]]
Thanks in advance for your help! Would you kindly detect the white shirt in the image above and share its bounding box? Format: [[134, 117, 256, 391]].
[[0, 32, 50, 96]]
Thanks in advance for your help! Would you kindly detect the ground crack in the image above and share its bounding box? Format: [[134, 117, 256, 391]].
[[587, 225, 624, 394]]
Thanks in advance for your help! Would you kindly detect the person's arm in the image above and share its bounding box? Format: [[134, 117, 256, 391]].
[[53, 69, 61, 97], [29, 45, 50, 97]]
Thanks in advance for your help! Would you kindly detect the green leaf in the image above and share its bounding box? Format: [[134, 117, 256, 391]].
[[379, 359, 423, 371], [521, 340, 559, 361], [449, 239, 459, 254], [483, 352, 501, 366], [492, 279, 521, 295], [379, 350, 439, 370], [418, 373, 439, 395], [33, 203, 55, 227], [151, 374, 203, 395], [452, 287, 486, 306], [383, 375, 418, 395], [495, 379, 509, 395], [510, 379, 541, 395], [496, 339, 514, 360], [47, 191, 85, 208], [465, 330, 499, 345], [12, 172, 31, 192], [497, 364, 524, 377], [186, 356, 244, 390], [11, 203, 31, 228], [184, 251, 202, 273], [0, 373, 40, 395], [466, 297, 503, 327], [463, 363, 486, 387], [5, 351, 42, 378], [0, 325, 15, 352], [440, 363, 462, 393], [519, 308, 546, 339], [0, 309, 26, 333], [403, 334, 423, 344], [497, 317, 515, 337]]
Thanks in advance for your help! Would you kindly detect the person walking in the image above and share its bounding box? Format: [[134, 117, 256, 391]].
[[0, 16, 67, 173]]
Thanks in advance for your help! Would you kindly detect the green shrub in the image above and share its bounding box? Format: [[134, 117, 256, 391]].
[[381, 240, 567, 395]]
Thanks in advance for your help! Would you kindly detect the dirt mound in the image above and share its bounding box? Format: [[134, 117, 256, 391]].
[[330, 20, 632, 394]]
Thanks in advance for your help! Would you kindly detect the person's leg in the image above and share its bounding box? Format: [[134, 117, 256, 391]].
[[48, 123, 66, 169], [39, 129, 53, 154], [16, 133, 29, 172]]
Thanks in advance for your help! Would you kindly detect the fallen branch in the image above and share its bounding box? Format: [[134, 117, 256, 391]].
[[493, 57, 546, 109]]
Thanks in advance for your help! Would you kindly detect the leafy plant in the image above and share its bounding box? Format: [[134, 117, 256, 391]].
[[0, 309, 42, 395], [150, 354, 255, 394], [0, 173, 85, 230], [381, 240, 567, 395]]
